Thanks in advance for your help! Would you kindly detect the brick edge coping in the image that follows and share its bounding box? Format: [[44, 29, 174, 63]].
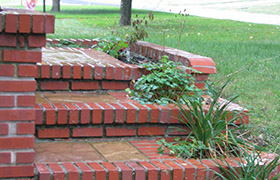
[[35, 92, 249, 139], [45, 38, 216, 76]]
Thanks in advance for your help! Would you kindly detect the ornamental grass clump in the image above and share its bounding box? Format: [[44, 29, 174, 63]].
[[213, 145, 280, 180], [126, 56, 202, 105], [158, 81, 249, 159]]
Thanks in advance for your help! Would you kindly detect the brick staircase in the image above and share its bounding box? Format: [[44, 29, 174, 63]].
[[1, 8, 271, 180]]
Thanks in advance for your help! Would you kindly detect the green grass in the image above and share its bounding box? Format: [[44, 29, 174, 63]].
[[15, 5, 280, 153]]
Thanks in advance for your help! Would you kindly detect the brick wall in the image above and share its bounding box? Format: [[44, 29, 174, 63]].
[[0, 9, 54, 179]]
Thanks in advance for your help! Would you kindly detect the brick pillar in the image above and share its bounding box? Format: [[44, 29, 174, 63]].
[[0, 9, 54, 178]]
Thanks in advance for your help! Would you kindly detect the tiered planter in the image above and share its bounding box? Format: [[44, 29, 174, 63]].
[[1, 8, 278, 180]]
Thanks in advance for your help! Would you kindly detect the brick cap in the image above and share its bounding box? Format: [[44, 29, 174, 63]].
[[1, 8, 55, 34]]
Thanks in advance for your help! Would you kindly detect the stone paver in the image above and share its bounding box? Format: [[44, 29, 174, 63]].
[[35, 142, 105, 162]]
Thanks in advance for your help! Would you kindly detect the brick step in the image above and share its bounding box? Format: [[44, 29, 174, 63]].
[[35, 92, 248, 139], [34, 138, 279, 180], [33, 139, 218, 180]]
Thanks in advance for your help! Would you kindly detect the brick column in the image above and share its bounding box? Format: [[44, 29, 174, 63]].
[[0, 9, 54, 178]]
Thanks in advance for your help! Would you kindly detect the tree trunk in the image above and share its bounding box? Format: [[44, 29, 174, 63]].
[[119, 0, 132, 26], [51, 0, 60, 12]]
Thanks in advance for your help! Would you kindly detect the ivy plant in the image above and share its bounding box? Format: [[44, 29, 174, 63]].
[[126, 56, 202, 105]]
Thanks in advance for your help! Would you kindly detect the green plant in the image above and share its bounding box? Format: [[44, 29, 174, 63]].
[[213, 146, 280, 180], [157, 81, 248, 159], [126, 12, 154, 45], [53, 39, 81, 48], [93, 36, 128, 58], [126, 55, 202, 105]]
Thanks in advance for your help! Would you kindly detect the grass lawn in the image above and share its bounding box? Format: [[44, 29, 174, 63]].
[[16, 5, 280, 153]]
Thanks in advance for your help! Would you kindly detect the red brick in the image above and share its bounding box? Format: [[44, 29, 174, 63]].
[[120, 103, 136, 123], [123, 66, 132, 80], [3, 50, 41, 63], [53, 103, 68, 124], [138, 161, 158, 180], [37, 128, 69, 138], [50, 64, 61, 79], [0, 124, 9, 135], [101, 162, 119, 180], [114, 66, 123, 80], [41, 64, 50, 78], [0, 80, 36, 92], [106, 127, 136, 137], [155, 104, 170, 123], [19, 35, 25, 47], [87, 103, 102, 124], [19, 14, 31, 33], [131, 103, 148, 123], [40, 81, 68, 90], [35, 163, 51, 180], [75, 103, 90, 124], [28, 35, 46, 47], [0, 109, 35, 121], [62, 163, 79, 180], [196, 74, 209, 81], [145, 104, 160, 123], [32, 15, 44, 33], [188, 57, 216, 66], [150, 161, 171, 180], [0, 165, 34, 178], [102, 81, 129, 90], [83, 64, 92, 79], [62, 64, 72, 78], [0, 95, 15, 107], [75, 163, 94, 180], [133, 67, 143, 79], [0, 34, 16, 47], [73, 65, 82, 79], [17, 122, 35, 135], [18, 64, 37, 77], [188, 159, 208, 180], [0, 152, 11, 164], [73, 127, 103, 137], [126, 162, 146, 180], [88, 162, 106, 179], [0, 64, 15, 77], [97, 103, 114, 124], [175, 159, 196, 179], [48, 163, 65, 180], [45, 15, 55, 33], [0, 137, 34, 149], [110, 103, 125, 123], [114, 162, 133, 180], [167, 104, 180, 123], [16, 151, 34, 164], [35, 104, 43, 124], [163, 160, 184, 180], [64, 103, 79, 124], [41, 103, 56, 125], [105, 66, 114, 80], [192, 66, 216, 74], [71, 81, 99, 90], [17, 95, 35, 107], [195, 82, 205, 89], [138, 126, 166, 136], [5, 14, 18, 33], [94, 66, 103, 79]]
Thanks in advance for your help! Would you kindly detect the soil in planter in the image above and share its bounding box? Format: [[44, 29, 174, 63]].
[[118, 51, 158, 65]]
